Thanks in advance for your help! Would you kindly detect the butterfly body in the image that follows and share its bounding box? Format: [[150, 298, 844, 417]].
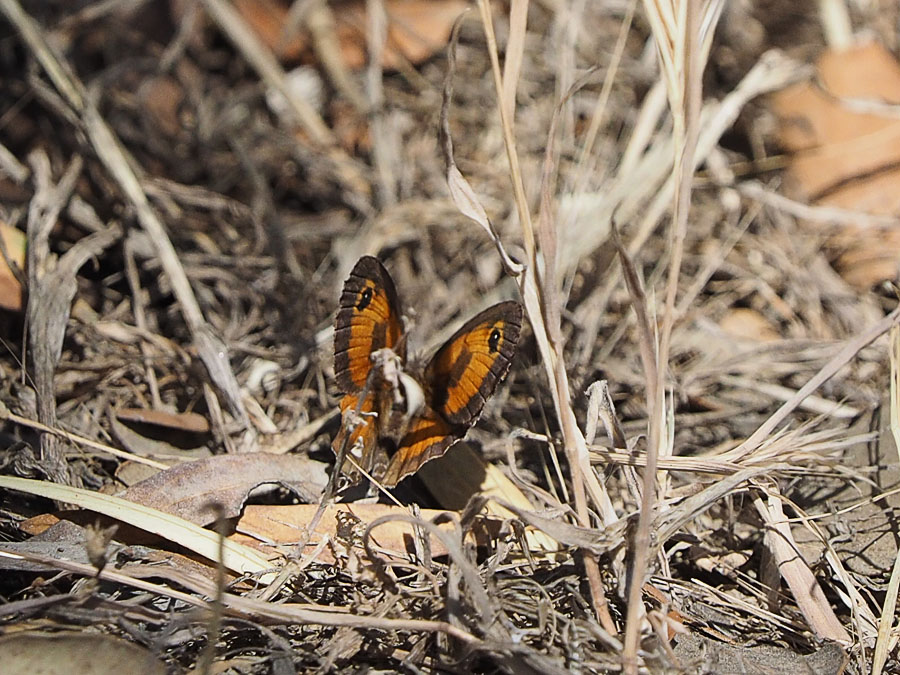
[[333, 256, 522, 487]]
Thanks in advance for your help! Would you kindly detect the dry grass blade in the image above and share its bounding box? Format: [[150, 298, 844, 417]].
[[439, 12, 521, 275], [472, 0, 620, 635], [727, 306, 900, 462], [624, 2, 724, 667], [610, 221, 657, 414], [0, 404, 169, 470], [0, 476, 274, 582], [872, 324, 900, 674]]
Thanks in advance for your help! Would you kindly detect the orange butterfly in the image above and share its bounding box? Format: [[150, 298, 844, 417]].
[[333, 256, 523, 487]]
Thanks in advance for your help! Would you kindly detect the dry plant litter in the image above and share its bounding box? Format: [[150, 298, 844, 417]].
[[0, 0, 897, 673]]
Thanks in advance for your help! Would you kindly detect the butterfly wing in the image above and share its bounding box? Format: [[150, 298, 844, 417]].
[[333, 256, 404, 394], [381, 409, 453, 487], [382, 301, 523, 486], [423, 301, 523, 426]]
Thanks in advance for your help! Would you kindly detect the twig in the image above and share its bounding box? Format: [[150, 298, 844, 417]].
[[753, 489, 851, 643], [0, 403, 168, 469]]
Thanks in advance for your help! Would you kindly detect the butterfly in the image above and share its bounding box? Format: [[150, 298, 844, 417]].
[[332, 256, 523, 487]]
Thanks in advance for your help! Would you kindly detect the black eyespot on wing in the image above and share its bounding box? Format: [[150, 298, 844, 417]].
[[488, 327, 501, 353], [333, 256, 404, 394], [358, 287, 373, 310], [424, 301, 523, 427]]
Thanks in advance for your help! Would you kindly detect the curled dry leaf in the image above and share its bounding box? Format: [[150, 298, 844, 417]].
[[120, 453, 328, 525]]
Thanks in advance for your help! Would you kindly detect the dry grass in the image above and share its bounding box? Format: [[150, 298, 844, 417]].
[[0, 0, 897, 672]]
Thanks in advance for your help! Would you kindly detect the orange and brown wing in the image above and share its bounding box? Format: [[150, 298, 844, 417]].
[[424, 301, 523, 427], [381, 409, 454, 487], [333, 256, 404, 395], [380, 302, 523, 486], [333, 392, 377, 459]]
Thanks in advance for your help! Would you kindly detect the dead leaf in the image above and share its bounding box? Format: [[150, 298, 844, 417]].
[[120, 453, 328, 525], [0, 632, 166, 675], [0, 221, 25, 311], [771, 41, 900, 288], [831, 225, 900, 288], [114, 460, 160, 487], [231, 503, 501, 564], [137, 76, 184, 137], [774, 42, 900, 199], [116, 407, 210, 434], [233, 0, 468, 70], [718, 308, 780, 342], [232, 0, 306, 61], [109, 408, 211, 460]]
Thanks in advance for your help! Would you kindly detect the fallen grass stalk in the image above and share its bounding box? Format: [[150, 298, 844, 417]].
[[774, 493, 879, 656], [872, 324, 900, 675], [0, 476, 274, 582], [0, 403, 169, 470], [752, 489, 850, 643]]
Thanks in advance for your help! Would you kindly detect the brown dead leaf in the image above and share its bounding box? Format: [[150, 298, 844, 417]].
[[771, 41, 900, 288], [231, 503, 501, 564], [120, 454, 328, 525], [232, 0, 306, 61], [0, 632, 166, 675], [114, 460, 160, 487], [718, 308, 780, 342], [17, 512, 61, 537], [774, 42, 900, 199], [116, 407, 210, 434], [138, 76, 185, 137], [233, 0, 468, 70], [830, 220, 900, 288], [0, 221, 25, 311], [109, 408, 211, 460]]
